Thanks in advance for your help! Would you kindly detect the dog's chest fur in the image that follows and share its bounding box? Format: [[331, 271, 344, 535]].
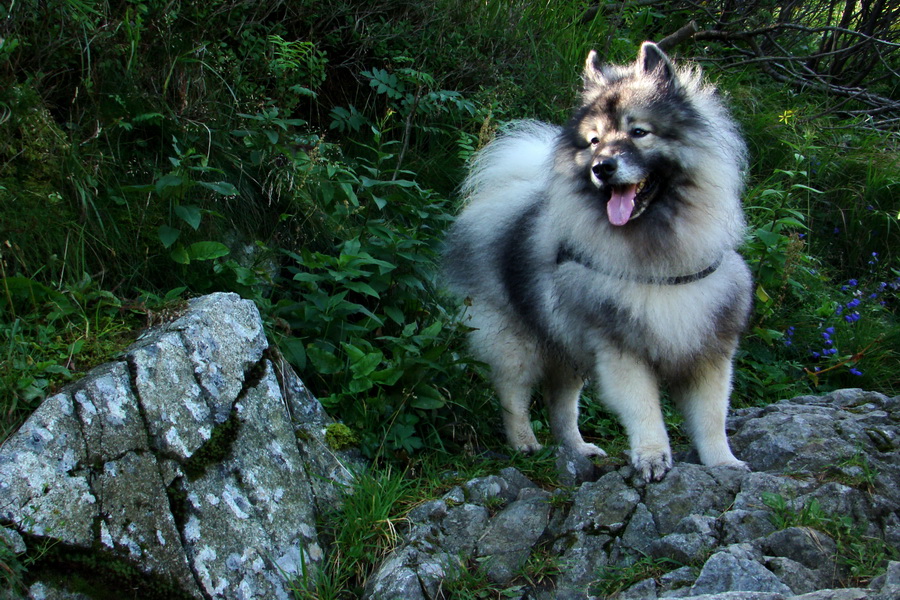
[[538, 258, 746, 377]]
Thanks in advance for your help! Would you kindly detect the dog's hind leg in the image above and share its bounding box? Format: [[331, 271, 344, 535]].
[[495, 373, 543, 453], [473, 321, 545, 453], [672, 354, 747, 469], [595, 349, 672, 481], [543, 366, 606, 457]]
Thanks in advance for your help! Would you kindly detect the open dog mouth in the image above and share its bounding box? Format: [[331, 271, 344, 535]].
[[606, 176, 660, 226]]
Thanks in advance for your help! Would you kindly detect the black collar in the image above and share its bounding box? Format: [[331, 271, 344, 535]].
[[556, 244, 723, 285]]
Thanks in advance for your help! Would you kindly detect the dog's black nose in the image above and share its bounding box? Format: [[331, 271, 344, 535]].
[[592, 158, 617, 180]]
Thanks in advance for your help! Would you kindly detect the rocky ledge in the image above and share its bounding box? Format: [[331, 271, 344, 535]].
[[365, 389, 900, 600]]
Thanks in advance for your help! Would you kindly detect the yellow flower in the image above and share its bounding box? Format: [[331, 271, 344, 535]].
[[778, 110, 796, 124]]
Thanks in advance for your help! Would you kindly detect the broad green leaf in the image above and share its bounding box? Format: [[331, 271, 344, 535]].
[[155, 174, 183, 195], [348, 378, 374, 394], [188, 241, 229, 261], [419, 320, 443, 338], [753, 228, 783, 248], [292, 272, 322, 284], [411, 385, 445, 410], [384, 306, 405, 325], [170, 244, 190, 264], [351, 351, 383, 378], [198, 181, 238, 196], [342, 342, 367, 362], [338, 181, 358, 206], [43, 364, 73, 376], [280, 337, 307, 370], [164, 287, 188, 301], [343, 281, 379, 297], [175, 204, 202, 230], [158, 225, 181, 248], [307, 345, 343, 374], [370, 368, 403, 386]]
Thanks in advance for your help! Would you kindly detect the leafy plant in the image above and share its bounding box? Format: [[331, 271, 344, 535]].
[[735, 131, 900, 404], [262, 122, 481, 458], [437, 563, 526, 599], [518, 545, 563, 589], [145, 137, 236, 264]]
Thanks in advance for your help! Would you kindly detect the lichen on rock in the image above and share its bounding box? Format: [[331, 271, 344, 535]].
[[0, 293, 359, 599]]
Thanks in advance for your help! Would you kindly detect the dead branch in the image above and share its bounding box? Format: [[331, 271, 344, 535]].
[[657, 21, 700, 52]]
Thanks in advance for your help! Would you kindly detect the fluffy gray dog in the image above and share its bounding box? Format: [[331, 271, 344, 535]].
[[443, 42, 752, 481]]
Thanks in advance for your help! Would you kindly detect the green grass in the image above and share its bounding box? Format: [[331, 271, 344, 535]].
[[290, 468, 414, 598], [287, 446, 581, 598], [762, 493, 898, 586], [592, 556, 687, 598], [0, 275, 143, 441]]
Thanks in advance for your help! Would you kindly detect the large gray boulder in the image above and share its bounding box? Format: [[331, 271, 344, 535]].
[[364, 389, 900, 600], [0, 293, 357, 599]]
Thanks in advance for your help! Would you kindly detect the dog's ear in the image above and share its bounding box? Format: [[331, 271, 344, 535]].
[[583, 50, 607, 87], [637, 42, 675, 84]]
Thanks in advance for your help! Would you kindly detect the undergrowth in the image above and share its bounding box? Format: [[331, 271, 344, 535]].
[[2, 0, 897, 452], [0, 275, 143, 439]]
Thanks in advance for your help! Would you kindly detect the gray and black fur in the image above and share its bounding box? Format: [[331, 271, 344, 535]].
[[443, 42, 752, 481]]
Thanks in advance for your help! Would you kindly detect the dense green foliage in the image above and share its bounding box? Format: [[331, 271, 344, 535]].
[[2, 0, 899, 453], [1, 0, 899, 593]]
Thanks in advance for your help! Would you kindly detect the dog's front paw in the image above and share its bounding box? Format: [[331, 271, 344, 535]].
[[513, 441, 544, 454], [571, 442, 607, 458], [631, 446, 672, 482]]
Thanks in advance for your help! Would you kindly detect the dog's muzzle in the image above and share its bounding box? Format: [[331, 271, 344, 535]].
[[590, 156, 657, 226]]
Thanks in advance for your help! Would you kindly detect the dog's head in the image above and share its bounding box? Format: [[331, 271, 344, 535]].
[[560, 42, 715, 227]]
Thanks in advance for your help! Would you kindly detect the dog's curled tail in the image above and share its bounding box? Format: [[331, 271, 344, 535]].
[[459, 120, 559, 202]]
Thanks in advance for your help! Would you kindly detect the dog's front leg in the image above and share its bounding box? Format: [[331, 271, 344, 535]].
[[672, 353, 747, 469], [543, 366, 606, 458], [595, 349, 671, 481]]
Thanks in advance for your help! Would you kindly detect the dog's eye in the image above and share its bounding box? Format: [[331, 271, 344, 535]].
[[589, 137, 600, 146], [630, 127, 650, 138]]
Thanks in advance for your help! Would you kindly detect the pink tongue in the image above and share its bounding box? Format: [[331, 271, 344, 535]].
[[607, 184, 637, 226]]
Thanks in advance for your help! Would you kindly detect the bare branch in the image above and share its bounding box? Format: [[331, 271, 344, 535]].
[[657, 21, 700, 52]]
